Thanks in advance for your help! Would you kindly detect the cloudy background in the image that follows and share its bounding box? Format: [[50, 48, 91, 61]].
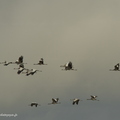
[[0, 0, 120, 119]]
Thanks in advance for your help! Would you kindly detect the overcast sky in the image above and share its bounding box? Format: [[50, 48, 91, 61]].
[[0, 0, 120, 120]]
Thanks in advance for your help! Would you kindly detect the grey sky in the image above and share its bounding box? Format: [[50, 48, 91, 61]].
[[0, 0, 120, 120]]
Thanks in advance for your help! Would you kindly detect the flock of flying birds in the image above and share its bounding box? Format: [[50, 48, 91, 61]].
[[3, 55, 117, 107], [0, 56, 76, 76], [29, 95, 99, 107], [0, 56, 43, 76]]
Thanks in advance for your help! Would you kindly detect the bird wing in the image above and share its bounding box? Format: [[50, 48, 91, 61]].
[[73, 101, 75, 105], [91, 95, 95, 98], [18, 56, 23, 63], [52, 98, 56, 103], [76, 100, 79, 104], [52, 98, 59, 103]]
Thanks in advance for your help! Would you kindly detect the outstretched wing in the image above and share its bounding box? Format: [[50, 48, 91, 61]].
[[68, 61, 72, 69], [76, 100, 79, 104], [19, 63, 24, 68], [52, 98, 56, 103], [72, 101, 75, 105], [19, 56, 23, 63], [91, 95, 94, 98]]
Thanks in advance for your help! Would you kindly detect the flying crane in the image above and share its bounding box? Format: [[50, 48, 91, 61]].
[[60, 61, 77, 70], [48, 98, 60, 105], [0, 61, 13, 66], [14, 63, 27, 74], [23, 69, 42, 76], [34, 58, 47, 65], [14, 56, 27, 65], [87, 95, 99, 101], [29, 102, 40, 107], [71, 98, 82, 105], [110, 63, 120, 71]]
